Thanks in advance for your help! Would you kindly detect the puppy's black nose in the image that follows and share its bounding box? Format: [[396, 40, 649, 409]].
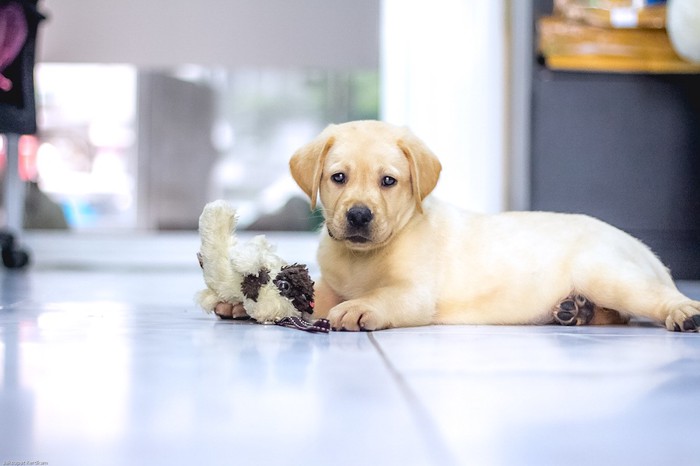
[[346, 205, 373, 228]]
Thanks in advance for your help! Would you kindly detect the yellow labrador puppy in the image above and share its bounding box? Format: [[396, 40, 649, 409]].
[[289, 120, 700, 332]]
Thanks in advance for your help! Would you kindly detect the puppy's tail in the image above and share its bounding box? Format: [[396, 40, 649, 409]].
[[197, 200, 241, 306]]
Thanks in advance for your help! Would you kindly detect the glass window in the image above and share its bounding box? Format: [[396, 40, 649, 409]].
[[28, 64, 378, 231]]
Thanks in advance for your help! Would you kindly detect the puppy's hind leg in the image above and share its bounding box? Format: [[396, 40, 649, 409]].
[[629, 286, 700, 332], [659, 294, 700, 332], [578, 268, 700, 332], [552, 294, 595, 326], [552, 293, 629, 326]]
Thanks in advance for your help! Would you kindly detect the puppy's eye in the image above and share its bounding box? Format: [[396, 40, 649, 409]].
[[331, 173, 346, 184], [382, 176, 397, 187]]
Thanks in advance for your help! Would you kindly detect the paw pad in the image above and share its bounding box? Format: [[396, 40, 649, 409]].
[[674, 314, 700, 332], [553, 294, 595, 326]]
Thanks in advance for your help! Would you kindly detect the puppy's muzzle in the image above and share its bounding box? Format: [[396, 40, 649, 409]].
[[344, 205, 373, 244]]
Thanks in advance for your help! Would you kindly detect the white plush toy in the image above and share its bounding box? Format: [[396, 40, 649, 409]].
[[196, 200, 328, 332]]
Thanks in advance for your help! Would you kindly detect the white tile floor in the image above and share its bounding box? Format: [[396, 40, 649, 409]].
[[2, 232, 700, 466]]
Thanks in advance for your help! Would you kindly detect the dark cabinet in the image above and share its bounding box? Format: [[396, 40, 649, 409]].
[[530, 1, 700, 278]]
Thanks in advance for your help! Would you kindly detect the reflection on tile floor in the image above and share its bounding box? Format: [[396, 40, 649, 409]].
[[2, 232, 700, 465]]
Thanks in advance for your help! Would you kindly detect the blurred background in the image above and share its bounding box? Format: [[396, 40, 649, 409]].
[[1, 0, 699, 276], [0, 0, 506, 233]]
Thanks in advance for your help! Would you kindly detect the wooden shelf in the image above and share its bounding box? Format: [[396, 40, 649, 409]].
[[538, 16, 700, 74]]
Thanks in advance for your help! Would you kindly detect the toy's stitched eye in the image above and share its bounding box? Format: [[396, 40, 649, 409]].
[[276, 280, 291, 292], [382, 176, 397, 187], [331, 172, 346, 184]]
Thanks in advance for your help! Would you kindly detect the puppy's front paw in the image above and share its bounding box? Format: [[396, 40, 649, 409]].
[[666, 302, 700, 332], [328, 301, 384, 331]]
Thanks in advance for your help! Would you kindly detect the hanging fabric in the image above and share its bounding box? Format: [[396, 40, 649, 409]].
[[0, 1, 28, 92]]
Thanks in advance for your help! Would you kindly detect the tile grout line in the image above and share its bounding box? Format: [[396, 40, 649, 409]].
[[367, 332, 459, 466]]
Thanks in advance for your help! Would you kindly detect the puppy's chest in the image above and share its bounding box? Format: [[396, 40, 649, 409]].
[[321, 254, 388, 299]]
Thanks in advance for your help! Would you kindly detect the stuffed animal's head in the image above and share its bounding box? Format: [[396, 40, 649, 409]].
[[241, 263, 315, 320], [273, 264, 316, 314]]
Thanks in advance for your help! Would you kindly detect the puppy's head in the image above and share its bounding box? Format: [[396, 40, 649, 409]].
[[289, 120, 441, 251]]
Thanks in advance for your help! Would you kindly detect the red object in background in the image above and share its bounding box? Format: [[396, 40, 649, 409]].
[[0, 133, 38, 181], [18, 133, 37, 180]]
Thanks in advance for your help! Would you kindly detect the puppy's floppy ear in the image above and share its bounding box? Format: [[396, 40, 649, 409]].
[[398, 131, 442, 213], [289, 125, 336, 210]]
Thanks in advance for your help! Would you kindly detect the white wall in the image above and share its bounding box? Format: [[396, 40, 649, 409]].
[[38, 0, 380, 69], [381, 0, 506, 213]]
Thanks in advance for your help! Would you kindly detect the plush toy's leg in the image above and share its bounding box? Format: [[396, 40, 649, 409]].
[[214, 302, 249, 320], [553, 294, 629, 326]]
